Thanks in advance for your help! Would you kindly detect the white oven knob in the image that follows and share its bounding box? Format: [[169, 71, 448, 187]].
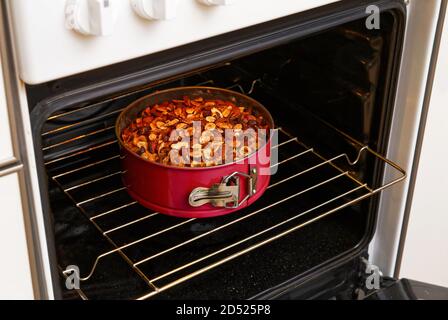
[[65, 0, 119, 36], [131, 0, 179, 20], [197, 0, 234, 6]]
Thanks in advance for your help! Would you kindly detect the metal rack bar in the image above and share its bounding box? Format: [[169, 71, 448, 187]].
[[54, 176, 159, 291], [103, 212, 159, 234], [148, 184, 367, 284], [43, 125, 115, 151], [64, 171, 123, 192], [90, 201, 138, 220], [133, 171, 350, 268], [47, 86, 154, 121], [280, 128, 372, 191], [138, 183, 373, 300], [273, 137, 298, 149], [52, 155, 119, 179], [62, 216, 196, 282], [270, 148, 313, 168], [43, 108, 122, 137], [76, 186, 127, 206], [44, 140, 117, 166], [226, 79, 261, 95]]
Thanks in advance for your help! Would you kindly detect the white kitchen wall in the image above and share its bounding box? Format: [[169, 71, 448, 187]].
[[399, 7, 448, 287]]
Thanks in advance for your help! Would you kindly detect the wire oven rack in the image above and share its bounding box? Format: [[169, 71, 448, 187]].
[[43, 76, 406, 300]]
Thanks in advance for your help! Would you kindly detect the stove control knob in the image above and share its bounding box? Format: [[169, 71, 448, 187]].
[[65, 0, 119, 36], [131, 0, 179, 20], [197, 0, 234, 5]]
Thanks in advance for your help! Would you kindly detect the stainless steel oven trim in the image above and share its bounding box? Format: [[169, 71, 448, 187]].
[[394, 0, 448, 278], [0, 162, 23, 178], [369, 0, 446, 278], [1, 1, 55, 299]]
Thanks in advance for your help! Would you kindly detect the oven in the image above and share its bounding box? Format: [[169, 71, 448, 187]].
[[0, 0, 446, 300]]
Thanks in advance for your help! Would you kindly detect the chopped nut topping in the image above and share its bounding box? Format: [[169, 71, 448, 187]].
[[176, 122, 188, 130], [205, 123, 216, 130], [156, 121, 166, 129], [121, 96, 269, 167], [222, 106, 232, 118], [166, 119, 179, 127]]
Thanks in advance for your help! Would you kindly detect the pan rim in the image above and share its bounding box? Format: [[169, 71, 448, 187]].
[[115, 86, 275, 171]]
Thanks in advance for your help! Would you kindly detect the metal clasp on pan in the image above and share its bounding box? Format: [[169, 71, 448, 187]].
[[189, 168, 258, 208]]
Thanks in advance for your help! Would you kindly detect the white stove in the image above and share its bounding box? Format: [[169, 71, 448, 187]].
[[0, 0, 447, 299]]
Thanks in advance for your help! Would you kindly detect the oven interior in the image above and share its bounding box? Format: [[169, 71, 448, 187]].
[[28, 6, 405, 300]]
